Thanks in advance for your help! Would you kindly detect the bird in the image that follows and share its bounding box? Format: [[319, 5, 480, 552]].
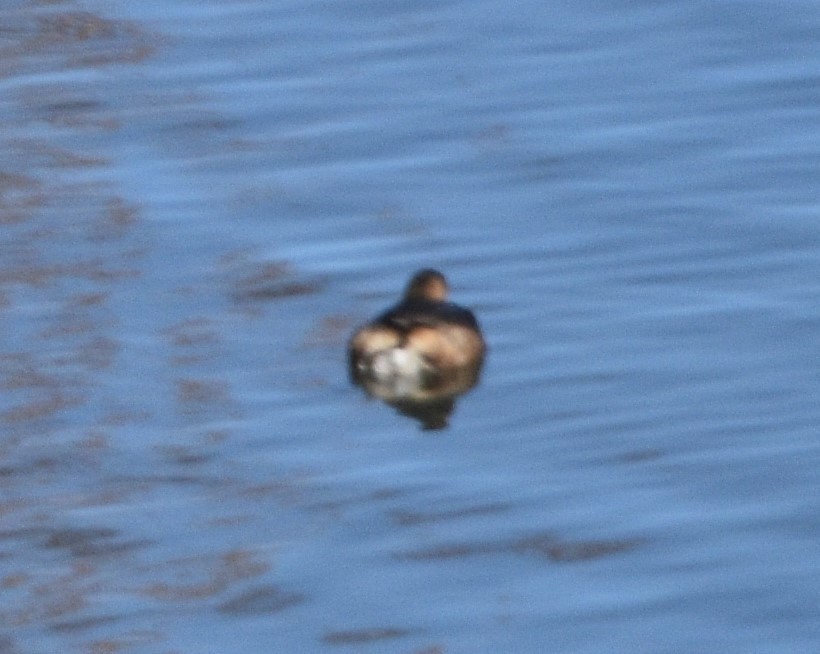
[[348, 269, 485, 401]]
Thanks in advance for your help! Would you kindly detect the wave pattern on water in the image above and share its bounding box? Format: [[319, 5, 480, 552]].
[[2, 0, 820, 652]]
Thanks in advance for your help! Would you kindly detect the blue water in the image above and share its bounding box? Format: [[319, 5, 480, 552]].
[[1, 0, 819, 652]]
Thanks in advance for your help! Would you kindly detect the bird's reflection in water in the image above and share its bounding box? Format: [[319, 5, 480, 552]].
[[348, 269, 485, 430]]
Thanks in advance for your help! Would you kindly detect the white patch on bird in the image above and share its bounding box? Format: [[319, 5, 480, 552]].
[[369, 347, 428, 394]]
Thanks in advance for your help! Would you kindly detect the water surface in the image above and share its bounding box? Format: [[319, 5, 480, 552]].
[[2, 1, 819, 652]]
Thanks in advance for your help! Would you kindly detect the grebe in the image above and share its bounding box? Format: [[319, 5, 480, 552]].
[[348, 269, 485, 402]]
